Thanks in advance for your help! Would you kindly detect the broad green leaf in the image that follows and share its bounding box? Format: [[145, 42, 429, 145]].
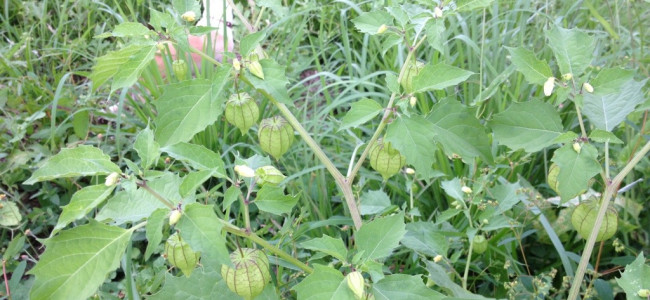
[[425, 260, 489, 299], [386, 6, 408, 28], [246, 59, 292, 106], [91, 44, 157, 91], [258, 0, 288, 17], [72, 110, 89, 139], [372, 274, 445, 300], [53, 184, 116, 235], [412, 63, 474, 93], [428, 99, 493, 163], [360, 189, 391, 215], [425, 20, 445, 53], [3, 234, 25, 260], [589, 67, 635, 95], [545, 26, 594, 76], [107, 22, 153, 38], [301, 235, 348, 262], [588, 129, 623, 144], [386, 73, 399, 94], [177, 203, 230, 270], [144, 208, 168, 260], [582, 79, 647, 132], [134, 127, 160, 170], [385, 114, 437, 178], [222, 186, 242, 211], [179, 170, 215, 198], [489, 100, 563, 152], [24, 145, 120, 185], [339, 98, 383, 131], [29, 221, 133, 300], [553, 131, 579, 144], [172, 0, 201, 17], [506, 46, 553, 85], [0, 201, 21, 226], [293, 265, 356, 300], [150, 270, 239, 300], [149, 9, 175, 30], [441, 177, 464, 202], [352, 11, 393, 35], [400, 222, 449, 257], [154, 66, 231, 147], [254, 185, 298, 215], [162, 142, 226, 175], [491, 181, 522, 215], [551, 144, 601, 202], [240, 31, 267, 56], [97, 173, 194, 225], [616, 253, 650, 298], [456, 0, 495, 11], [356, 213, 406, 261]]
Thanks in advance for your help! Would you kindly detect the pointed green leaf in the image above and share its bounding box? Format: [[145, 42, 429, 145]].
[[91, 44, 157, 91], [172, 0, 201, 17], [24, 145, 120, 185], [179, 170, 215, 198], [162, 142, 225, 171], [372, 274, 445, 300], [356, 213, 406, 261], [491, 181, 522, 215], [134, 127, 160, 170], [29, 221, 133, 300], [144, 208, 169, 260], [352, 11, 393, 35], [53, 184, 116, 235], [0, 201, 21, 226], [412, 63, 474, 93], [301, 235, 348, 262], [293, 265, 356, 300], [339, 98, 383, 131], [247, 59, 292, 106], [551, 144, 601, 202], [154, 66, 231, 147], [545, 26, 594, 76], [176, 203, 230, 269], [588, 129, 623, 144], [149, 270, 239, 300], [240, 31, 267, 57], [456, 0, 495, 11], [222, 186, 242, 211], [489, 100, 563, 152], [425, 20, 446, 53], [108, 22, 153, 38], [72, 110, 90, 139], [506, 46, 553, 85], [254, 185, 298, 215], [582, 79, 647, 132], [360, 189, 391, 216], [616, 253, 650, 298], [400, 222, 448, 257], [385, 114, 437, 178], [425, 260, 489, 298], [428, 99, 493, 163], [589, 67, 635, 95]]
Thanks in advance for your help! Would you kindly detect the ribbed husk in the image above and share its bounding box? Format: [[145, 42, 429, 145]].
[[225, 92, 259, 134], [369, 139, 406, 180], [571, 200, 618, 242], [258, 116, 294, 160], [221, 248, 271, 300], [164, 233, 200, 277]]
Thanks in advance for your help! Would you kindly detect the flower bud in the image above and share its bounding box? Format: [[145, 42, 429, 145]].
[[172, 59, 188, 80], [234, 165, 256, 178], [255, 165, 286, 186], [583, 82, 594, 93], [409, 96, 417, 107], [572, 142, 581, 154], [461, 186, 472, 194], [346, 271, 365, 299], [247, 54, 264, 79], [405, 167, 415, 175], [181, 11, 196, 22], [377, 24, 388, 34], [433, 255, 443, 263], [433, 7, 443, 18], [105, 172, 120, 186], [543, 77, 555, 96], [638, 289, 650, 298], [233, 58, 241, 71], [561, 73, 573, 81], [169, 210, 182, 226]]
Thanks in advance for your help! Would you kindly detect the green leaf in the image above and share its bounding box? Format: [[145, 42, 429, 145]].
[[372, 274, 445, 300], [588, 129, 623, 144], [400, 222, 449, 257], [582, 78, 647, 132], [360, 189, 391, 216], [490, 181, 523, 215], [134, 127, 160, 170], [352, 11, 393, 35], [254, 185, 298, 215], [339, 98, 383, 131], [162, 142, 226, 175], [72, 110, 89, 139], [29, 221, 133, 300], [53, 184, 116, 235], [150, 270, 239, 300], [356, 213, 406, 261], [301, 235, 348, 262], [412, 63, 474, 93], [108, 22, 153, 38], [441, 177, 464, 202], [154, 66, 231, 147], [3, 234, 25, 260], [506, 46, 553, 85], [247, 59, 292, 106], [257, 0, 288, 17], [179, 170, 215, 198], [386, 73, 399, 94], [551, 144, 601, 202], [222, 186, 242, 211], [589, 67, 635, 95], [428, 99, 493, 163], [553, 131, 579, 144], [385, 114, 437, 178], [293, 265, 356, 300], [616, 253, 650, 298], [425, 20, 446, 53], [144, 208, 168, 260], [91, 44, 157, 91], [545, 26, 594, 76], [172, 0, 201, 17], [24, 145, 121, 185], [240, 31, 267, 57], [176, 203, 230, 270], [425, 260, 489, 299], [489, 100, 563, 152], [0, 201, 21, 226], [456, 0, 495, 11]]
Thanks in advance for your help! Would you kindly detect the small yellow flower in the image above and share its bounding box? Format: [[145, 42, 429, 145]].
[[561, 73, 573, 81], [409, 96, 417, 107], [433, 255, 443, 263], [461, 186, 473, 194], [181, 11, 196, 22], [572, 142, 581, 154], [377, 24, 388, 34]]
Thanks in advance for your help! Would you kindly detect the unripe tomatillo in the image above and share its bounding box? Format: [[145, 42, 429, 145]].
[[472, 234, 488, 254], [258, 116, 294, 160], [225, 92, 259, 134], [255, 165, 286, 186], [571, 201, 618, 242], [400, 60, 425, 93], [164, 233, 200, 277], [221, 248, 271, 300], [368, 139, 406, 180]]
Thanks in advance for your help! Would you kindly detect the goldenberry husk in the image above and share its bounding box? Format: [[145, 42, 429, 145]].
[[255, 165, 286, 186], [547, 163, 560, 195], [172, 59, 188, 81], [400, 60, 425, 93], [164, 233, 200, 277], [368, 139, 406, 180], [225, 93, 259, 134], [221, 248, 271, 300], [472, 234, 488, 254], [571, 201, 618, 242], [258, 116, 294, 160]]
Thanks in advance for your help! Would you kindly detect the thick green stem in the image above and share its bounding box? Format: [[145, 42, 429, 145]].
[[567, 140, 650, 300]]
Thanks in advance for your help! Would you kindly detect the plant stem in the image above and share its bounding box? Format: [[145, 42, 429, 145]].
[[567, 140, 650, 300], [575, 103, 587, 137], [463, 239, 474, 290]]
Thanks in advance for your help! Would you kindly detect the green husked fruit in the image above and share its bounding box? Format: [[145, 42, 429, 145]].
[[369, 139, 406, 180], [172, 59, 189, 80], [547, 163, 560, 194], [258, 116, 294, 159], [225, 92, 259, 134], [164, 233, 200, 277], [571, 201, 618, 242], [472, 234, 488, 254], [221, 248, 271, 300], [255, 165, 286, 186], [399, 60, 425, 93]]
